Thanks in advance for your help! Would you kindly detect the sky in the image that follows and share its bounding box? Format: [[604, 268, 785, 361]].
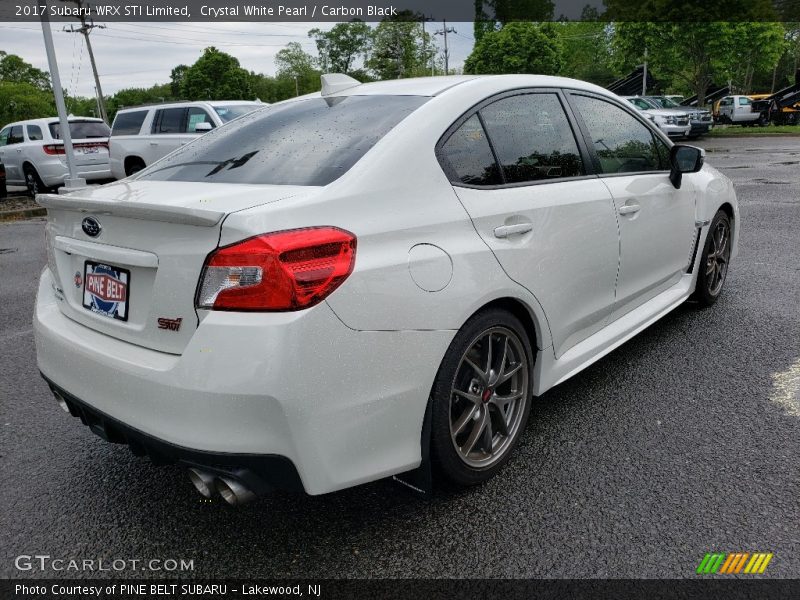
[[0, 21, 475, 97]]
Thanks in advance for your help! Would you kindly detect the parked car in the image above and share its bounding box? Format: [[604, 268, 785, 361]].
[[35, 74, 738, 504], [109, 100, 264, 179], [0, 161, 6, 198], [716, 95, 761, 125], [622, 96, 692, 138], [642, 95, 714, 138], [665, 94, 684, 104], [0, 117, 111, 194]]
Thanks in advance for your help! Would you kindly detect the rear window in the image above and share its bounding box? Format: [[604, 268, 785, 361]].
[[49, 120, 110, 140], [213, 104, 260, 122], [137, 95, 428, 186], [112, 110, 148, 136]]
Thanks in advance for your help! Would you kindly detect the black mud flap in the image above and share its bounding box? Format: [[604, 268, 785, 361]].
[[392, 399, 433, 496]]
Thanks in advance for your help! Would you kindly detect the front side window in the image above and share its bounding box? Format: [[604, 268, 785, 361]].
[[137, 95, 428, 186], [27, 125, 43, 141], [0, 128, 10, 146], [152, 108, 185, 134], [213, 104, 259, 122], [480, 93, 584, 184], [438, 115, 502, 186], [572, 94, 661, 174], [187, 107, 214, 132]]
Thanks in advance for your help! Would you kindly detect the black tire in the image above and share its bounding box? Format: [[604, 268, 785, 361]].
[[23, 164, 47, 196], [692, 210, 732, 307], [430, 308, 534, 487], [125, 159, 145, 177]]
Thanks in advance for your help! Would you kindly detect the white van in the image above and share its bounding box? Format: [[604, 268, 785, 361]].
[[109, 101, 264, 179]]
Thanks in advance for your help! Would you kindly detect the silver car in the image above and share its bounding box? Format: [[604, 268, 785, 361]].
[[0, 117, 111, 194]]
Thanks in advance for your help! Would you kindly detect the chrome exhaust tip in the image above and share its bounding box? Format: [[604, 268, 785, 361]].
[[216, 476, 256, 506], [53, 390, 70, 413], [187, 468, 215, 498]]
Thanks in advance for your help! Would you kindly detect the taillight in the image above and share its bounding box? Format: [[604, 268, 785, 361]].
[[197, 227, 356, 311], [43, 144, 65, 155]]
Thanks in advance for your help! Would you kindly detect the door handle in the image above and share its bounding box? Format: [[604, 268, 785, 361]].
[[493, 223, 533, 238], [149, 142, 159, 146], [618, 203, 641, 216]]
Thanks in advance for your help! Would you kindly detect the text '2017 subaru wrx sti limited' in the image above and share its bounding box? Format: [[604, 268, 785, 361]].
[[34, 74, 738, 504]]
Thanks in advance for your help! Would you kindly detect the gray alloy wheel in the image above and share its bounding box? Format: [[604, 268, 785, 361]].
[[705, 218, 731, 297], [24, 166, 43, 196], [449, 326, 529, 468]]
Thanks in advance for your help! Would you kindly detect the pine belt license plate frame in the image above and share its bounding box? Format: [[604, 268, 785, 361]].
[[82, 260, 131, 322]]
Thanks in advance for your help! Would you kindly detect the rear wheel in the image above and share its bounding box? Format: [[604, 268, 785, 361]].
[[692, 210, 732, 307], [125, 158, 145, 177], [24, 164, 47, 196], [430, 309, 533, 487]]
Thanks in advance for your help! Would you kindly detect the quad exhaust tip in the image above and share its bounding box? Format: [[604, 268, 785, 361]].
[[216, 476, 257, 506], [187, 469, 256, 505], [53, 390, 70, 413]]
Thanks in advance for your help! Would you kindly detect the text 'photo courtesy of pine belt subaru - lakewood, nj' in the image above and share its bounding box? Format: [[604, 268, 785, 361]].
[[34, 74, 739, 505]]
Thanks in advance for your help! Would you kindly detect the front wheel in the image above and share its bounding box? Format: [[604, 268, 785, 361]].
[[692, 211, 732, 307], [430, 309, 533, 487]]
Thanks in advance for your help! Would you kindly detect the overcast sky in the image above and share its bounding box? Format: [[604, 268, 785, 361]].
[[0, 21, 475, 97]]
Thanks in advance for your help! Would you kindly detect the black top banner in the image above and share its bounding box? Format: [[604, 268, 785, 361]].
[[2, 0, 799, 22]]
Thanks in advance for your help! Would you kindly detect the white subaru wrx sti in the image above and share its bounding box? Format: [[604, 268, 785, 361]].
[[34, 74, 738, 504]]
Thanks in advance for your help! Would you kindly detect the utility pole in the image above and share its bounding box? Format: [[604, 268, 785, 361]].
[[61, 0, 108, 124], [435, 20, 456, 75], [40, 0, 85, 191], [642, 47, 648, 96]]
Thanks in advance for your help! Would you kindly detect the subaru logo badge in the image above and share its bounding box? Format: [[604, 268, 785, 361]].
[[81, 216, 101, 237]]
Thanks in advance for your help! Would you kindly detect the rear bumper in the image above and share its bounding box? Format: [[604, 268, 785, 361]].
[[39, 161, 112, 186], [42, 375, 303, 494], [34, 268, 454, 495]]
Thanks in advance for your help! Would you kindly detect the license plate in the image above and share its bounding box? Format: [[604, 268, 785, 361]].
[[77, 146, 99, 154], [82, 261, 130, 321]]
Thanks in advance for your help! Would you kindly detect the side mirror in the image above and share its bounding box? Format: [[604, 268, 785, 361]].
[[669, 144, 705, 189], [194, 122, 213, 132]]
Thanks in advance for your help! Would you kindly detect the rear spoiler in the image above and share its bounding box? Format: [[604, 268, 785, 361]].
[[37, 193, 224, 227]]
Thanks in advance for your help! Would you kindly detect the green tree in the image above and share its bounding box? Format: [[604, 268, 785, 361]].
[[719, 22, 787, 93], [170, 64, 189, 98], [367, 14, 435, 79], [464, 22, 563, 75], [274, 42, 321, 95], [556, 15, 615, 85], [181, 47, 252, 100], [0, 51, 51, 91], [308, 22, 371, 73], [0, 81, 55, 124], [473, 0, 554, 43]]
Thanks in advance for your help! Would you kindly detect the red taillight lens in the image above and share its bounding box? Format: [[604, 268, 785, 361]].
[[197, 227, 356, 311], [43, 144, 65, 155]]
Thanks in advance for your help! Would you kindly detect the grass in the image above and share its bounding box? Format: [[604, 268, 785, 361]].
[[707, 123, 800, 136]]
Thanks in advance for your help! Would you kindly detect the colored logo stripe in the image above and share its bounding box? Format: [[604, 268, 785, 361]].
[[697, 553, 773, 574]]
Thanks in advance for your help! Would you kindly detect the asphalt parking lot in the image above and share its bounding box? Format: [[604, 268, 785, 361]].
[[0, 136, 798, 579]]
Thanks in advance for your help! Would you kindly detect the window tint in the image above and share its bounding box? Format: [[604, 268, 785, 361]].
[[137, 95, 428, 186], [187, 107, 214, 132], [8, 126, 24, 145], [480, 93, 584, 183], [111, 110, 148, 136], [572, 95, 661, 174], [438, 114, 502, 186], [0, 128, 10, 146], [27, 125, 43, 141], [213, 104, 259, 122], [49, 121, 110, 139], [152, 108, 185, 134]]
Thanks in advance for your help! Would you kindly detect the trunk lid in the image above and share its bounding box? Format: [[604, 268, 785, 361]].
[[39, 180, 309, 354]]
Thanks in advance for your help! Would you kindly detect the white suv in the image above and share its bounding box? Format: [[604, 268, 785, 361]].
[[0, 117, 111, 194], [109, 101, 264, 179]]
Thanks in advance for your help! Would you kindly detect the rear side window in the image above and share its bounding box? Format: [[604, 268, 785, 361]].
[[438, 115, 502, 186], [152, 108, 185, 134], [571, 94, 661, 174], [738, 97, 751, 106], [213, 104, 259, 122], [138, 95, 428, 186], [480, 93, 584, 183], [27, 125, 43, 141], [49, 121, 110, 139], [112, 110, 148, 136]]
